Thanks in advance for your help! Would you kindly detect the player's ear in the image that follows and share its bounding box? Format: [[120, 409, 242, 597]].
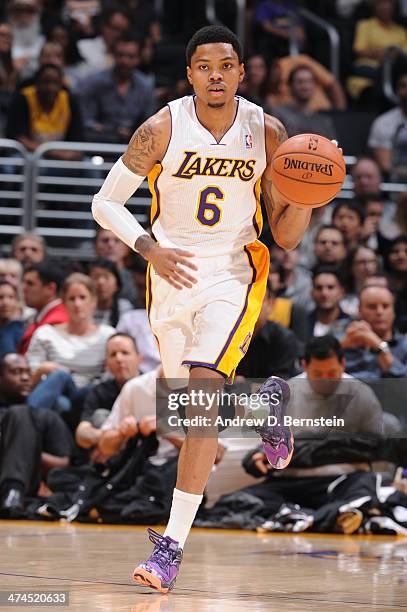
[[238, 63, 245, 83], [187, 66, 193, 85]]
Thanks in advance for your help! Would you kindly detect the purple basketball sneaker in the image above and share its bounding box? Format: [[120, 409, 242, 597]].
[[253, 375, 294, 469], [132, 528, 183, 593]]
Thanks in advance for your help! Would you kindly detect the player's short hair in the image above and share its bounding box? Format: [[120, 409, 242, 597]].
[[332, 200, 365, 224], [303, 335, 344, 364], [186, 25, 243, 66]]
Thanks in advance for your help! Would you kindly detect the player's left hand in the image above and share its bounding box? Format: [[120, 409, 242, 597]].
[[331, 139, 343, 155]]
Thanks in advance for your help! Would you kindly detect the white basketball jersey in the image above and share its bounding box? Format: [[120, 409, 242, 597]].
[[147, 95, 267, 256]]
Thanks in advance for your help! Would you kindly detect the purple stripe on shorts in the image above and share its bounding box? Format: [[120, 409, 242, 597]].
[[147, 266, 152, 321], [213, 245, 257, 367], [181, 359, 217, 369]]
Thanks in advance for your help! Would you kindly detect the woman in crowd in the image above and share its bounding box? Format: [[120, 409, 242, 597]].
[[0, 280, 23, 356], [238, 54, 271, 109], [341, 245, 380, 317], [26, 273, 114, 424], [88, 259, 132, 327]]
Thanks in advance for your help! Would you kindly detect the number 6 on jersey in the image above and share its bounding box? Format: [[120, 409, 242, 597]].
[[195, 186, 224, 227]]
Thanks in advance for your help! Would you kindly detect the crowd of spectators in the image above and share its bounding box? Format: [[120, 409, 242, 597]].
[[0, 1, 407, 534]]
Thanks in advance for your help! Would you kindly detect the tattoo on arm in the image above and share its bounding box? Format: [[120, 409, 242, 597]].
[[123, 118, 160, 175], [261, 177, 275, 217], [275, 120, 288, 146], [134, 234, 157, 258]]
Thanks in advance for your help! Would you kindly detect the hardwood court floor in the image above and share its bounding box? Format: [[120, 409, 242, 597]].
[[0, 520, 406, 611]]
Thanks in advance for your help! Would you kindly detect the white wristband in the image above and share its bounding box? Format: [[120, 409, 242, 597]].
[[91, 157, 149, 250]]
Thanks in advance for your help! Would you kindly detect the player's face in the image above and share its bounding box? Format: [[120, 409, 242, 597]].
[[187, 43, 244, 108]]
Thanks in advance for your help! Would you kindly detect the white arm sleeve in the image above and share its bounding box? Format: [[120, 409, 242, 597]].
[[91, 157, 149, 250]]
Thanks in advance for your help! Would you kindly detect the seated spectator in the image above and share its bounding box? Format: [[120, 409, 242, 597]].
[[6, 64, 83, 160], [238, 54, 271, 110], [7, 0, 44, 78], [0, 281, 23, 356], [116, 308, 160, 373], [351, 157, 398, 240], [78, 35, 154, 143], [332, 201, 365, 250], [267, 258, 308, 346], [368, 70, 407, 181], [341, 246, 380, 317], [0, 353, 72, 518], [340, 285, 407, 379], [308, 267, 350, 340], [98, 365, 179, 465], [26, 273, 115, 422], [20, 262, 67, 354], [236, 281, 299, 379], [270, 244, 313, 311], [313, 225, 347, 269], [46, 22, 87, 86], [212, 336, 386, 534], [254, 0, 305, 59], [0, 258, 23, 290], [266, 54, 347, 112], [348, 0, 407, 103], [94, 227, 137, 304], [273, 65, 336, 139], [77, 7, 133, 77], [11, 232, 46, 266], [359, 194, 392, 253], [88, 258, 132, 326], [75, 332, 142, 453], [385, 235, 407, 292], [394, 192, 407, 236], [63, 0, 101, 40], [0, 22, 17, 136]]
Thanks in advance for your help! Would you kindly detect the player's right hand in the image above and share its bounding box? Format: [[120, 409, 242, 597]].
[[148, 244, 198, 290]]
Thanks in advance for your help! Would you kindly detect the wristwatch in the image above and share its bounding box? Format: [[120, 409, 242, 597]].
[[375, 340, 390, 354]]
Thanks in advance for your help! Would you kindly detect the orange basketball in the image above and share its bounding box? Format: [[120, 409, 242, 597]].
[[270, 133, 345, 208]]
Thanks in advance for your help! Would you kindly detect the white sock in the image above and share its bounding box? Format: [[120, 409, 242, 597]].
[[164, 488, 203, 548]]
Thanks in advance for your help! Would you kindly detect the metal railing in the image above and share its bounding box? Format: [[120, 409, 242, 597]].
[[382, 45, 407, 104], [289, 8, 340, 79], [0, 141, 404, 259], [0, 139, 31, 243]]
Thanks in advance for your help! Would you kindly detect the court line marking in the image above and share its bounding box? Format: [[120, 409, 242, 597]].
[[0, 572, 405, 607]]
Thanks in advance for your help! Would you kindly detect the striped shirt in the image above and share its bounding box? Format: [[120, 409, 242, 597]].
[[27, 323, 115, 387]]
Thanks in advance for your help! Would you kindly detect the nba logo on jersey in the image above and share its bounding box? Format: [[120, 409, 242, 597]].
[[244, 134, 253, 149], [239, 331, 252, 355]]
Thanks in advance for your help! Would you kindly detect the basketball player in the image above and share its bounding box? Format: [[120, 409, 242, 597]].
[[92, 26, 321, 593]]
